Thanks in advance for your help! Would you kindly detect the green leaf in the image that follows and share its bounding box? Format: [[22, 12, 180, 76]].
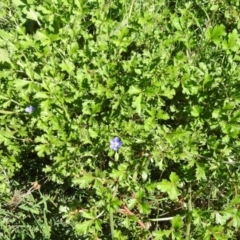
[[157, 172, 180, 200], [156, 110, 169, 120], [192, 209, 202, 225], [136, 189, 145, 199], [128, 86, 141, 95], [223, 101, 235, 111], [205, 226, 227, 240], [12, 0, 25, 6], [72, 173, 95, 188], [14, 79, 31, 88], [127, 198, 137, 209], [212, 24, 226, 38], [110, 163, 128, 180], [0, 49, 10, 63], [134, 69, 141, 74], [203, 73, 212, 88], [215, 211, 231, 225], [171, 215, 183, 229], [232, 214, 240, 228], [25, 8, 41, 26], [59, 205, 69, 213], [60, 60, 75, 75], [68, 42, 79, 55], [0, 30, 12, 40], [137, 201, 150, 214], [1, 130, 15, 139], [35, 31, 51, 45], [169, 172, 179, 183], [153, 230, 171, 239], [132, 94, 142, 115], [231, 110, 240, 123], [228, 30, 239, 51], [160, 88, 175, 99], [18, 204, 39, 215], [34, 92, 49, 99], [82, 211, 95, 219], [118, 27, 129, 41], [206, 24, 226, 44], [223, 29, 239, 52], [75, 220, 94, 235], [88, 129, 98, 139], [196, 164, 207, 180], [212, 109, 220, 118], [191, 105, 202, 117], [171, 16, 182, 30], [74, 0, 82, 9], [35, 144, 49, 157]]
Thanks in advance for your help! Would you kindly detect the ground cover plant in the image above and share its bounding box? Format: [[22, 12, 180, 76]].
[[1, 0, 240, 239]]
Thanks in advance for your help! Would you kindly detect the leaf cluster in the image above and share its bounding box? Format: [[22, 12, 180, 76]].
[[1, 0, 240, 239]]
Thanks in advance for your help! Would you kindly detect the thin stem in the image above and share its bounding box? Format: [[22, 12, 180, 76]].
[[109, 209, 114, 239], [109, 184, 118, 239], [96, 210, 104, 219], [186, 183, 192, 239], [149, 216, 175, 221]]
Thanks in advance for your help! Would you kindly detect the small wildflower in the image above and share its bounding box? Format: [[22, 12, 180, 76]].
[[25, 105, 34, 114], [110, 137, 123, 151]]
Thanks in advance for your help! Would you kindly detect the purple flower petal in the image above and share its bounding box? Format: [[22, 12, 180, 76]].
[[110, 137, 123, 151], [25, 105, 34, 114]]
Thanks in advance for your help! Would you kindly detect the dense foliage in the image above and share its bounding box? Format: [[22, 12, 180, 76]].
[[1, 0, 240, 239]]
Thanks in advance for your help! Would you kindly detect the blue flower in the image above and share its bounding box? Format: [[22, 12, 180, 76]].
[[25, 105, 34, 114], [110, 137, 123, 151]]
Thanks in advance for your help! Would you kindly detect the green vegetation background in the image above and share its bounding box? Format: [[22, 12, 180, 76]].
[[1, 0, 240, 239]]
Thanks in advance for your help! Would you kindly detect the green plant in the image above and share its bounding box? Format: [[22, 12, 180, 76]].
[[1, 0, 240, 239]]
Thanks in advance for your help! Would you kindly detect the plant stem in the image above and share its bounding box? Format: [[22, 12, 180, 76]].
[[109, 184, 118, 239], [109, 209, 114, 239], [186, 183, 192, 239], [150, 216, 174, 221]]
